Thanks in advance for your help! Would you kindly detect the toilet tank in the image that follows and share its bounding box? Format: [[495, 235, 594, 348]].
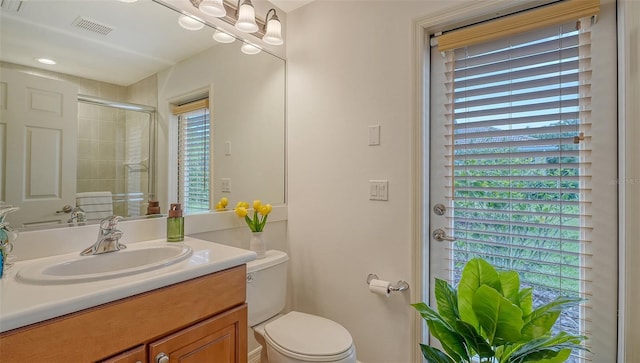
[[246, 250, 289, 326]]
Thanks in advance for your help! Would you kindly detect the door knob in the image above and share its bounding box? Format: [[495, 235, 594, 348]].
[[55, 205, 73, 214], [433, 228, 456, 242], [156, 352, 169, 363]]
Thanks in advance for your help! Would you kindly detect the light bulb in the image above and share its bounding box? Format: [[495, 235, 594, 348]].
[[199, 0, 226, 17], [235, 0, 258, 33], [263, 17, 283, 45]]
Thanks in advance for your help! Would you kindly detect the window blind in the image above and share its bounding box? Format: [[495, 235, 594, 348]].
[[177, 105, 211, 213], [443, 20, 593, 359], [438, 0, 600, 52]]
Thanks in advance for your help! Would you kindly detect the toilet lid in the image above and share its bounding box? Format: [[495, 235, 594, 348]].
[[265, 311, 353, 357]]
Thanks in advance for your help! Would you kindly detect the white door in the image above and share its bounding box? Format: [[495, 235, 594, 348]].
[[0, 68, 77, 227], [427, 7, 618, 362]]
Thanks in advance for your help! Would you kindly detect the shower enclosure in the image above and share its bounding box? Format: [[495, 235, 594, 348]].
[[77, 95, 156, 218]]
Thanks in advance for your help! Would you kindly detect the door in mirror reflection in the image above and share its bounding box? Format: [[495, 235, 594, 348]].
[[0, 68, 77, 228]]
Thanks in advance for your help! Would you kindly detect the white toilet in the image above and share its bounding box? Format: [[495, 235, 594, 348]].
[[247, 250, 357, 363]]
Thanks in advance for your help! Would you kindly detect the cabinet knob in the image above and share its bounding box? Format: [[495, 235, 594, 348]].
[[156, 352, 169, 363]]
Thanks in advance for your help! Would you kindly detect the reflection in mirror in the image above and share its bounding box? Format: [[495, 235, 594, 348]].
[[76, 96, 156, 220], [0, 0, 285, 230]]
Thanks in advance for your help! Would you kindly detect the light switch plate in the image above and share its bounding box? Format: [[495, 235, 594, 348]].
[[221, 178, 231, 193], [368, 125, 380, 146], [368, 179, 388, 201]]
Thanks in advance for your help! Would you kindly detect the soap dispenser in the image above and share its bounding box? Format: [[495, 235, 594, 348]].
[[167, 203, 184, 242]]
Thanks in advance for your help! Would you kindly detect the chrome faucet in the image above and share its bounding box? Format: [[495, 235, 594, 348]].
[[67, 207, 86, 225], [81, 215, 126, 256]]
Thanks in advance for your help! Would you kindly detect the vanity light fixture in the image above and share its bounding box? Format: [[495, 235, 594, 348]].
[[262, 9, 283, 45], [213, 30, 236, 43], [187, 0, 285, 47], [198, 0, 226, 17], [235, 0, 258, 33], [240, 42, 261, 55], [178, 14, 205, 31]]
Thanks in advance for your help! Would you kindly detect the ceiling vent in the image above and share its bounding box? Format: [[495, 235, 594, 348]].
[[0, 0, 23, 12], [72, 16, 114, 36]]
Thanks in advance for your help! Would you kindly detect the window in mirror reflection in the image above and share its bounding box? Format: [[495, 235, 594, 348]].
[[175, 99, 211, 214]]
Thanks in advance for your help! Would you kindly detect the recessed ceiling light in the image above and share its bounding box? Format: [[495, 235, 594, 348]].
[[240, 43, 261, 55], [213, 30, 235, 44], [36, 58, 57, 65], [178, 14, 204, 31]]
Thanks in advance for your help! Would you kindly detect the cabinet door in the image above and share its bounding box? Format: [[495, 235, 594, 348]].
[[149, 304, 247, 363], [99, 345, 145, 363]]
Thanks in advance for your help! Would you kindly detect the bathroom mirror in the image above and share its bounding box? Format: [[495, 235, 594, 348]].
[[0, 0, 285, 229]]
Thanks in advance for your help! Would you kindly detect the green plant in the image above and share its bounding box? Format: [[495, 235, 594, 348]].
[[412, 258, 586, 363]]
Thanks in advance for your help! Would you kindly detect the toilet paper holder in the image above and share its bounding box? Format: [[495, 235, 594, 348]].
[[366, 273, 409, 293]]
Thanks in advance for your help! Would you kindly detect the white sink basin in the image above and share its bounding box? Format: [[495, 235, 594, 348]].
[[16, 244, 193, 284]]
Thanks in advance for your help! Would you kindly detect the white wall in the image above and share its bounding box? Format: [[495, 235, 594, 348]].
[[156, 41, 285, 211], [286, 2, 451, 362], [287, 1, 640, 362]]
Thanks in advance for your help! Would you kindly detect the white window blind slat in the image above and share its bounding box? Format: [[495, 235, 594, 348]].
[[446, 63, 591, 95], [444, 19, 593, 360], [444, 112, 585, 129], [447, 136, 589, 151]]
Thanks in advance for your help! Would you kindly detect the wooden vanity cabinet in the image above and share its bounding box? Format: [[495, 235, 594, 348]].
[[0, 265, 248, 363], [100, 345, 146, 363]]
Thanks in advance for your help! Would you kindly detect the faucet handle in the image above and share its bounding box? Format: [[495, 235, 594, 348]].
[[100, 215, 122, 230]]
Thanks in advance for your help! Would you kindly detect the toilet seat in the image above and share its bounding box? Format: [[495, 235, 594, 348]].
[[264, 311, 355, 362]]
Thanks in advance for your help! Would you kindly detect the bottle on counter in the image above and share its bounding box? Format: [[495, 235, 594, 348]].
[[147, 200, 160, 215], [167, 203, 184, 242]]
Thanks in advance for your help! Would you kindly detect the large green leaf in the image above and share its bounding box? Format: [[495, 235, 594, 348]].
[[412, 302, 445, 323], [454, 320, 495, 359], [435, 278, 459, 327], [499, 271, 520, 305], [426, 319, 469, 362], [419, 344, 455, 363], [507, 332, 586, 363], [412, 302, 469, 362], [521, 296, 582, 340], [458, 258, 502, 329], [472, 285, 524, 345], [518, 288, 533, 317], [511, 348, 569, 363]]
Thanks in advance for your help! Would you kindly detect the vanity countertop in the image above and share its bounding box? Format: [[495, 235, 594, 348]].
[[0, 237, 256, 333]]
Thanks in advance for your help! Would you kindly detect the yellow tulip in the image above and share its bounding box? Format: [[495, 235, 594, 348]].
[[258, 204, 272, 216], [235, 206, 248, 217], [236, 201, 249, 209], [253, 200, 262, 210], [220, 197, 228, 207]]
